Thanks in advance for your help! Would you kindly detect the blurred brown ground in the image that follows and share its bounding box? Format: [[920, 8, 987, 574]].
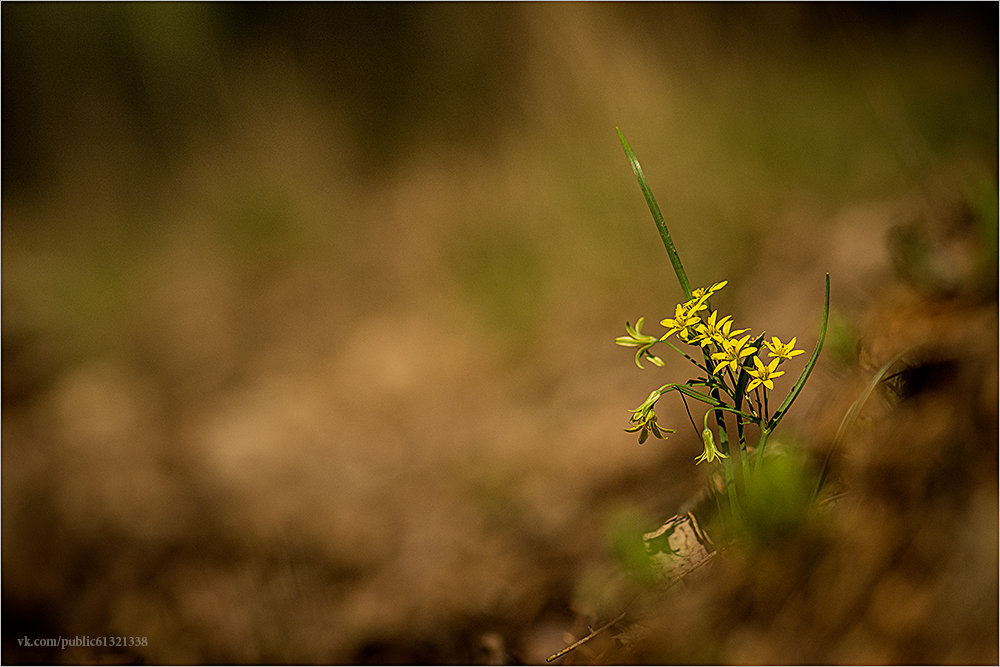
[[2, 4, 996, 664]]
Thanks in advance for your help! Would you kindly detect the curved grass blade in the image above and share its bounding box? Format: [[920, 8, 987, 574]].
[[766, 274, 830, 431], [813, 346, 911, 499], [660, 383, 758, 422]]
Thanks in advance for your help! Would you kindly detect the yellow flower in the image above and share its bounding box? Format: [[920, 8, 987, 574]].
[[660, 302, 702, 343], [615, 318, 665, 369], [685, 281, 726, 317], [624, 389, 676, 444], [763, 336, 805, 363], [691, 280, 728, 301], [695, 310, 747, 348], [746, 355, 784, 391], [694, 427, 728, 464], [660, 281, 729, 345], [711, 334, 757, 374], [625, 409, 675, 444]]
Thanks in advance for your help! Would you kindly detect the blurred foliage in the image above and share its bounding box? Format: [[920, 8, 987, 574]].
[[2, 3, 996, 664], [738, 445, 819, 545]]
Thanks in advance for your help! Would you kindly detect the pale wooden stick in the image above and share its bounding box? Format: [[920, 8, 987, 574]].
[[545, 612, 627, 663]]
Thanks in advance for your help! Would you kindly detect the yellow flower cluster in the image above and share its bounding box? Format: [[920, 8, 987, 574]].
[[660, 280, 731, 344], [658, 281, 804, 392], [616, 280, 808, 456]]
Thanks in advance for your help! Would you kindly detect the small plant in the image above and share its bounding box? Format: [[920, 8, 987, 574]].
[[614, 128, 829, 532]]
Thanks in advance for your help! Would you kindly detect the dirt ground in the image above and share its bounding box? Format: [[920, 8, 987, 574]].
[[2, 4, 996, 664]]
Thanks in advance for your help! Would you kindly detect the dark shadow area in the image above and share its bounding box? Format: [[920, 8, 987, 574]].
[[3, 3, 996, 664]]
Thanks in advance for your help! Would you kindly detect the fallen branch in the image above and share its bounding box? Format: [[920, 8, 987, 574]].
[[545, 612, 626, 663]]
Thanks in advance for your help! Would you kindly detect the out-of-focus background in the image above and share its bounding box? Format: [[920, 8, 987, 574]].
[[2, 4, 996, 664]]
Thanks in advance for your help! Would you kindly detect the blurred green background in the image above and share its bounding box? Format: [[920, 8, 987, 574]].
[[2, 3, 996, 664]]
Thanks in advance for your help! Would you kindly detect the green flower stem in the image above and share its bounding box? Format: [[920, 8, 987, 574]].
[[703, 408, 743, 520], [728, 417, 749, 499], [663, 341, 710, 373], [732, 334, 763, 454], [721, 454, 738, 520], [755, 426, 773, 469]]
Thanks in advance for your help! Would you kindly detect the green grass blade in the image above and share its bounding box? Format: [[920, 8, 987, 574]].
[[616, 128, 692, 300], [812, 346, 911, 498], [767, 274, 830, 430]]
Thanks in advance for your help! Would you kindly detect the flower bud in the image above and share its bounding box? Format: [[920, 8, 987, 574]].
[[695, 426, 728, 464]]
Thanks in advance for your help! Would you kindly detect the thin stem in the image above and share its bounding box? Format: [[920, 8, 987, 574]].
[[706, 415, 738, 520], [729, 414, 748, 498], [736, 413, 747, 454], [724, 367, 738, 397], [723, 452, 740, 521], [755, 427, 772, 470], [702, 408, 740, 523], [662, 384, 758, 422], [664, 340, 710, 373], [748, 387, 762, 421], [680, 392, 700, 438]]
